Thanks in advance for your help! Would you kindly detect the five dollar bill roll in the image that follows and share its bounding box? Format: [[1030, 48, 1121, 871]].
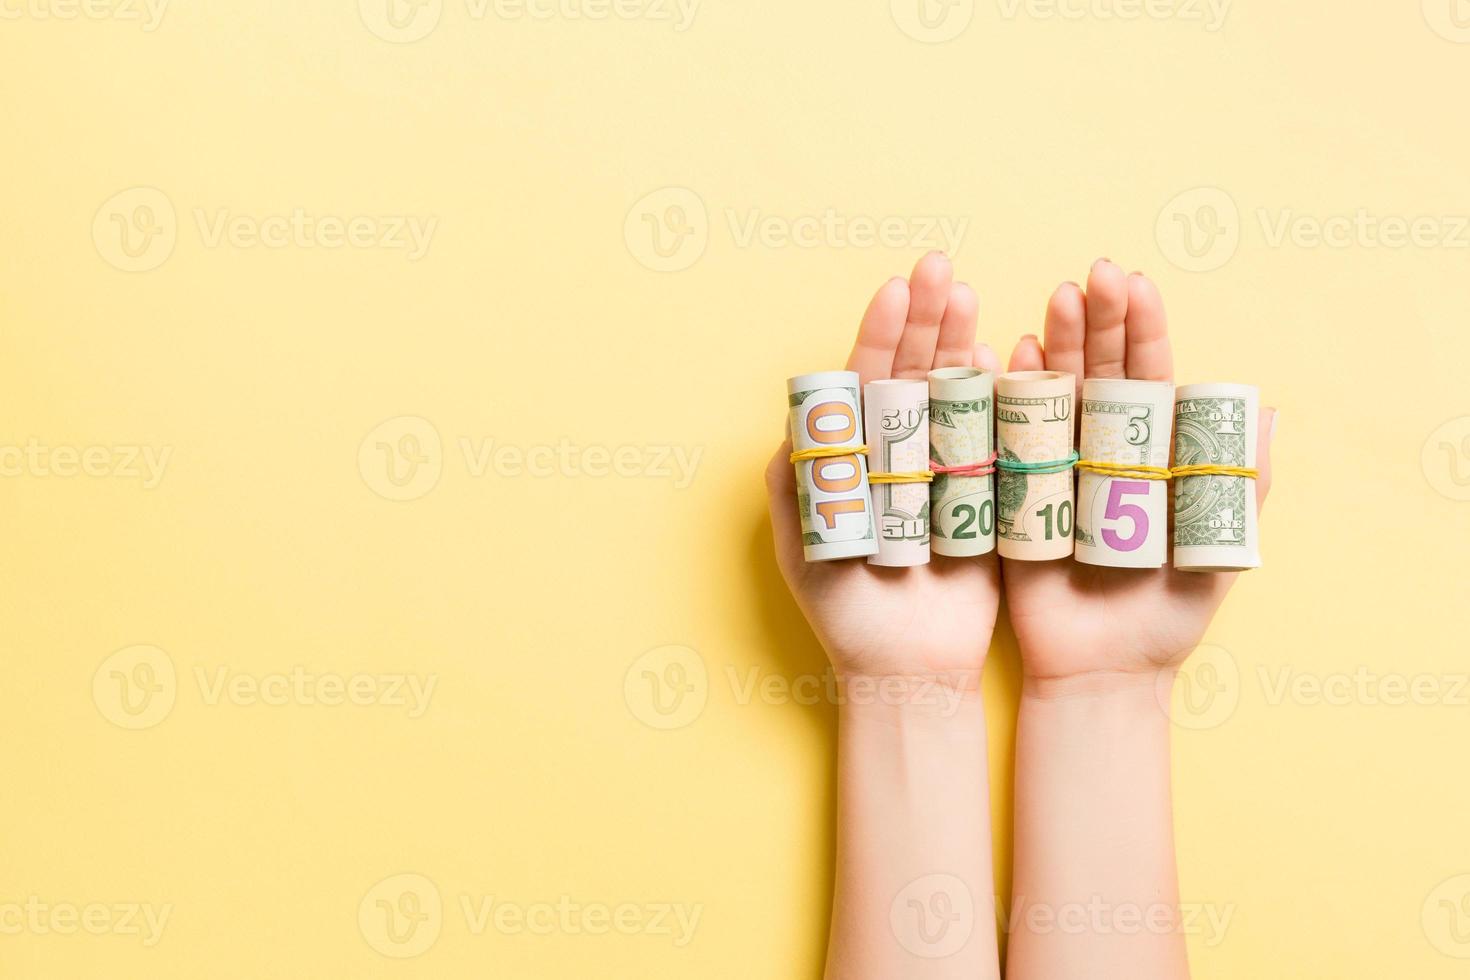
[[1172, 383, 1261, 572], [996, 371, 1076, 561], [1075, 378, 1175, 568], [928, 367, 996, 558], [787, 371, 880, 562]]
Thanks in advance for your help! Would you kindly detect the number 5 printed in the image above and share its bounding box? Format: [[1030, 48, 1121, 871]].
[[1101, 480, 1151, 552]]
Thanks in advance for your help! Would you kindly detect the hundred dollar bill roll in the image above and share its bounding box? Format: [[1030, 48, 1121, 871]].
[[1173, 383, 1261, 572], [996, 371, 1076, 561], [864, 379, 931, 567], [787, 371, 879, 562], [1075, 378, 1175, 569], [928, 367, 995, 558]]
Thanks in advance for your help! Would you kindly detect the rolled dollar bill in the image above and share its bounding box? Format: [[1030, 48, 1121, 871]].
[[787, 371, 880, 562], [928, 367, 995, 558], [996, 371, 1076, 561], [1075, 378, 1175, 569], [864, 379, 931, 567], [1173, 383, 1261, 572]]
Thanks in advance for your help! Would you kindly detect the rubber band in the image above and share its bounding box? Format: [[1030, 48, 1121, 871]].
[[868, 471, 934, 484], [930, 451, 998, 479], [994, 451, 1079, 476], [789, 445, 869, 464], [1171, 464, 1259, 480], [1076, 460, 1172, 481]]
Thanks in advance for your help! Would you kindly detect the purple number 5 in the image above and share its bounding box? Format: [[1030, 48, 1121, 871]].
[[1101, 480, 1151, 552]]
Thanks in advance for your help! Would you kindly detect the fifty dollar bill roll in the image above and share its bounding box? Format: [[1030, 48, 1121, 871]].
[[996, 371, 1076, 561], [864, 379, 931, 567], [1172, 383, 1261, 572], [787, 371, 879, 562], [928, 367, 995, 557], [1075, 378, 1175, 568]]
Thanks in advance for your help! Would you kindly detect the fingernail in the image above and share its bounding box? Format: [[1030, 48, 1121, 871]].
[[1268, 409, 1279, 446], [1093, 257, 1113, 269]]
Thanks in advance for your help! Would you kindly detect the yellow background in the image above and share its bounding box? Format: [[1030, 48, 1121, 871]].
[[3, 1, 1469, 977]]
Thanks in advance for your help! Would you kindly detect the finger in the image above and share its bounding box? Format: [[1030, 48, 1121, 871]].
[[1008, 334, 1045, 372], [845, 277, 911, 385], [933, 282, 979, 369], [1256, 407, 1276, 510], [1123, 273, 1174, 381], [974, 342, 1001, 374], [891, 251, 954, 378], [1083, 258, 1129, 378], [1042, 281, 1086, 398]]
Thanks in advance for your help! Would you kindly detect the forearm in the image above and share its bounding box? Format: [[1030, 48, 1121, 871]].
[[1007, 672, 1189, 980], [824, 676, 1000, 980]]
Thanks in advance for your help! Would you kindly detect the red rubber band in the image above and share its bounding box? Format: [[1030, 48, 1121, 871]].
[[930, 451, 998, 479]]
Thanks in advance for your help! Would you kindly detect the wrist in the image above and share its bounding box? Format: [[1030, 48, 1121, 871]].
[[833, 670, 986, 725], [1021, 665, 1174, 706]]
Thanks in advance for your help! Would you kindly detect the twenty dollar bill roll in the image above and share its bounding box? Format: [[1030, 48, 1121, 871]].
[[996, 371, 1076, 561], [1173, 383, 1261, 572], [928, 367, 995, 557], [864, 379, 931, 567], [1075, 378, 1175, 569], [787, 371, 879, 562]]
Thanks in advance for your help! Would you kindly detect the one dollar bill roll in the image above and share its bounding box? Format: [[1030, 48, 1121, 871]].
[[787, 371, 879, 562], [996, 371, 1076, 561], [864, 379, 930, 567], [928, 367, 995, 558], [1173, 383, 1261, 572], [1075, 378, 1175, 569]]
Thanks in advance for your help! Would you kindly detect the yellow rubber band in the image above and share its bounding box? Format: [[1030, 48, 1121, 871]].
[[789, 445, 869, 464], [868, 471, 935, 484], [1170, 464, 1259, 480], [1075, 460, 1172, 481]]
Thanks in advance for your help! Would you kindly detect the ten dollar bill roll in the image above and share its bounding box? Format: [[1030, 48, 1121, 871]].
[[864, 379, 931, 567], [1173, 383, 1261, 572], [1075, 378, 1175, 568], [787, 371, 879, 562], [928, 367, 995, 557], [996, 371, 1076, 561]]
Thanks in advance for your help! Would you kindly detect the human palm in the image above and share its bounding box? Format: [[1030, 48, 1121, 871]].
[[764, 252, 1001, 684], [1002, 260, 1275, 681]]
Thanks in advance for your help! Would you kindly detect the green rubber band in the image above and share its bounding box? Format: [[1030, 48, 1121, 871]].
[[994, 451, 1080, 475]]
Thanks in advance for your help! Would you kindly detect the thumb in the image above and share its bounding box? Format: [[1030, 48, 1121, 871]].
[[1256, 407, 1277, 510]]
